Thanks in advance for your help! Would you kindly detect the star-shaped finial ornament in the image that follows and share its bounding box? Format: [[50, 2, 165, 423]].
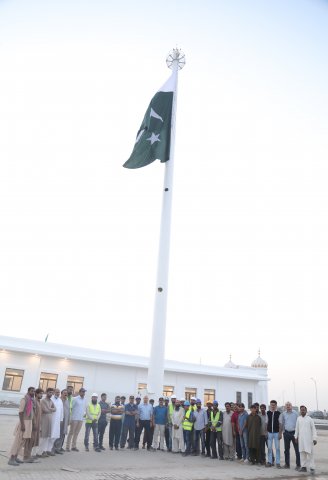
[[147, 132, 160, 145]]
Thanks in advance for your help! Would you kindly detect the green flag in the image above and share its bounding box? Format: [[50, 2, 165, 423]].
[[123, 73, 175, 169]]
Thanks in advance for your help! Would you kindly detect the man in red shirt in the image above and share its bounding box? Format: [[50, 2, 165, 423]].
[[231, 403, 242, 460]]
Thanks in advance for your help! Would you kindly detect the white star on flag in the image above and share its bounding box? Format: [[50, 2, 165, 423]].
[[146, 133, 160, 145]]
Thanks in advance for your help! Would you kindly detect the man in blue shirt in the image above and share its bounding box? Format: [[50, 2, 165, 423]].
[[151, 397, 168, 451], [134, 396, 153, 450], [120, 395, 138, 449]]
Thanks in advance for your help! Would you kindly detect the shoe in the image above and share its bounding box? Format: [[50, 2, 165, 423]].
[[134, 447, 138, 450], [41, 452, 49, 458], [66, 448, 70, 452], [15, 458, 24, 464], [276, 464, 281, 469], [295, 466, 301, 471], [244, 459, 249, 464], [182, 452, 190, 456], [142, 445, 145, 449], [100, 446, 105, 450], [110, 446, 113, 450], [120, 445, 125, 449], [211, 455, 218, 459], [71, 448, 79, 452], [283, 464, 290, 469], [8, 459, 20, 466], [95, 448, 101, 452], [149, 447, 156, 452], [24, 458, 36, 463], [36, 454, 43, 458], [55, 450, 63, 454], [60, 448, 65, 452], [300, 467, 307, 472], [266, 462, 272, 467], [46, 451, 55, 456], [115, 446, 119, 450], [85, 447, 89, 452], [230, 458, 234, 461], [310, 469, 315, 474]]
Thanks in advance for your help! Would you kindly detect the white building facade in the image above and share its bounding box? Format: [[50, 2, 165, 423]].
[[0, 336, 269, 408]]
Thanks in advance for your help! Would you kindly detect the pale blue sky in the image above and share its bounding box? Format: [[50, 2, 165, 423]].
[[0, 0, 327, 409]]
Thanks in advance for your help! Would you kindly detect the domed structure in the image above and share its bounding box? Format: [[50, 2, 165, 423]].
[[251, 349, 268, 368], [224, 354, 237, 368]]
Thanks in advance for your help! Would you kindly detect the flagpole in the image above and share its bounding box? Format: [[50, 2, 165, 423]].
[[147, 49, 185, 399]]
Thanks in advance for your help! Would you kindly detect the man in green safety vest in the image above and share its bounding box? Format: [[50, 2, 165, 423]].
[[84, 393, 101, 452], [182, 401, 195, 457], [210, 400, 224, 459]]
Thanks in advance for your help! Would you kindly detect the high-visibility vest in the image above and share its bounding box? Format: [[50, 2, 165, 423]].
[[211, 410, 222, 431], [86, 403, 101, 423], [168, 403, 174, 422], [182, 410, 193, 431]]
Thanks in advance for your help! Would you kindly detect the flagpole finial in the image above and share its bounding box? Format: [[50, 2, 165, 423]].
[[166, 48, 186, 70]]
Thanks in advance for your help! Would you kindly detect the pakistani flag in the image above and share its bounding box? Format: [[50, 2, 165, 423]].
[[123, 73, 175, 169]]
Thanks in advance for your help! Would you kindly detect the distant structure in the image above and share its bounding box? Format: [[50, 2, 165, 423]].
[[251, 349, 268, 369], [0, 336, 269, 409]]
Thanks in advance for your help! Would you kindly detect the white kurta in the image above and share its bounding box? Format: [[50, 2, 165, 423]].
[[295, 415, 317, 454], [51, 396, 64, 439]]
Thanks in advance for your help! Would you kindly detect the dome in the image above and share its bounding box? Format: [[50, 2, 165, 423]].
[[224, 354, 237, 368], [251, 349, 268, 368]]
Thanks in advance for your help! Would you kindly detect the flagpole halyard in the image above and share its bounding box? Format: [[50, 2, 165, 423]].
[[147, 49, 185, 399]]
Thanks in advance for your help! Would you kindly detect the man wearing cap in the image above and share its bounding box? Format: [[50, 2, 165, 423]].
[[151, 397, 168, 451], [210, 401, 224, 459], [120, 395, 138, 449], [66, 387, 87, 452], [171, 400, 185, 453], [193, 399, 207, 455], [84, 393, 101, 452], [182, 401, 195, 456]]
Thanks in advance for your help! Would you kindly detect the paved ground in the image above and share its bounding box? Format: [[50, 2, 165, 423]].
[[1, 414, 327, 480]]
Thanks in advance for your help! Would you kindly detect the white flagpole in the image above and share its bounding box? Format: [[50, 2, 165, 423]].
[[147, 49, 185, 399]]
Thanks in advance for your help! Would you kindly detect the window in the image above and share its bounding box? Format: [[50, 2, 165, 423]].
[[163, 385, 174, 397], [39, 372, 57, 390], [248, 392, 253, 409], [185, 387, 197, 401], [2, 368, 24, 391], [67, 375, 84, 394], [236, 392, 242, 404], [137, 383, 147, 394], [204, 389, 215, 404]]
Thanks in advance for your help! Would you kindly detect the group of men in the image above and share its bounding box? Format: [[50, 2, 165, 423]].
[[7, 388, 318, 475]]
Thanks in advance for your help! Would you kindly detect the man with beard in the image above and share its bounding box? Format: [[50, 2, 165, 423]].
[[84, 393, 101, 452], [29, 388, 44, 459], [50, 388, 63, 455], [171, 399, 184, 453], [8, 387, 36, 466], [246, 404, 261, 464], [38, 387, 56, 457], [295, 405, 317, 474], [210, 401, 223, 460], [222, 402, 234, 460]]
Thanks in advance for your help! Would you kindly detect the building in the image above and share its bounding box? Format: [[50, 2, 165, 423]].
[[0, 336, 269, 408]]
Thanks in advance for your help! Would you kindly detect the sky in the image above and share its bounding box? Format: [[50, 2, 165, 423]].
[[0, 0, 327, 410]]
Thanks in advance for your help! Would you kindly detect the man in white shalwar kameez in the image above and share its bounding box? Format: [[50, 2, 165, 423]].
[[295, 406, 317, 474], [50, 388, 64, 454], [171, 400, 185, 453]]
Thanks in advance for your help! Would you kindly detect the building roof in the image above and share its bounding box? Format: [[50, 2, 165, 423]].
[[0, 335, 268, 381]]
